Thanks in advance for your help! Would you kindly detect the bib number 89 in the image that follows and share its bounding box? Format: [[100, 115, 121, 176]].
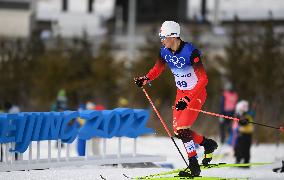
[[177, 81, 187, 88]]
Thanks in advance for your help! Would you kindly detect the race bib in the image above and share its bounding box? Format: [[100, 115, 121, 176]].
[[184, 140, 196, 154], [172, 66, 198, 90]]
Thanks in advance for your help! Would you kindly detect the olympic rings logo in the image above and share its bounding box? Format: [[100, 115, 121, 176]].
[[164, 55, 186, 68]]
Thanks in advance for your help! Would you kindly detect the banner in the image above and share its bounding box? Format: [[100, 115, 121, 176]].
[[0, 108, 153, 153]]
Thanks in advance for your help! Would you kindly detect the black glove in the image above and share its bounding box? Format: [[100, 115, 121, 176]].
[[239, 118, 249, 125], [134, 76, 149, 87], [175, 96, 190, 111]]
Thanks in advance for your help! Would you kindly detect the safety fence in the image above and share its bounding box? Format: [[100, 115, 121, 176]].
[[0, 108, 166, 171]]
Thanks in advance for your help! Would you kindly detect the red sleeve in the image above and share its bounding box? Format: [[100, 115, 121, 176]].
[[146, 58, 166, 81], [187, 51, 208, 99]]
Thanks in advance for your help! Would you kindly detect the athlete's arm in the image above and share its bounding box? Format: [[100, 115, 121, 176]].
[[146, 57, 166, 81], [187, 49, 208, 99]]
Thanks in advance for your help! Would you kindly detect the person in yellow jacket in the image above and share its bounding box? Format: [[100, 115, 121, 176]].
[[234, 100, 254, 165]]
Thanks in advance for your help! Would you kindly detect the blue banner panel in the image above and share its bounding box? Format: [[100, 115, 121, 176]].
[[0, 109, 154, 153]]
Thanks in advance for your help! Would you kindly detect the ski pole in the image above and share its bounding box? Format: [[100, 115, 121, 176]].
[[141, 87, 189, 166], [188, 107, 284, 132]]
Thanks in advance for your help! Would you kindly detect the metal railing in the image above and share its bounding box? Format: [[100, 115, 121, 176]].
[[0, 137, 166, 172]]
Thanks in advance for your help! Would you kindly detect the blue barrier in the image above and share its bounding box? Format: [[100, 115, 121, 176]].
[[77, 139, 86, 156], [0, 108, 154, 153]]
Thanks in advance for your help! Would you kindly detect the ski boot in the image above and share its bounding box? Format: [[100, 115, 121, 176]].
[[200, 138, 218, 166], [273, 160, 284, 173], [179, 156, 201, 177]]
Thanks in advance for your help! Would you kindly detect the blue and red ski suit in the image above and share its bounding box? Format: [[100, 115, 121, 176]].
[[146, 41, 208, 155]]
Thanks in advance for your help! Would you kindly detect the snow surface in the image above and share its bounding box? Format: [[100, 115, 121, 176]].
[[1, 136, 284, 180]]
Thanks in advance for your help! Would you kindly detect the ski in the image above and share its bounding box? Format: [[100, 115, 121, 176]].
[[123, 173, 248, 180], [136, 176, 249, 180], [134, 162, 271, 179]]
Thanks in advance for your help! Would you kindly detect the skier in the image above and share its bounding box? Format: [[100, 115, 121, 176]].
[[134, 21, 218, 177]]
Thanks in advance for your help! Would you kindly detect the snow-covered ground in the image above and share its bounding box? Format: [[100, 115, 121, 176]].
[[0, 135, 284, 180]]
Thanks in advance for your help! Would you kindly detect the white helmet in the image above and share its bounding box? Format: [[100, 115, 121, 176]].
[[159, 21, 180, 38], [86, 101, 95, 110], [235, 100, 249, 116]]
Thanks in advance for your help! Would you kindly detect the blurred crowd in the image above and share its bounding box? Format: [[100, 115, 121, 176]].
[[219, 82, 255, 164]]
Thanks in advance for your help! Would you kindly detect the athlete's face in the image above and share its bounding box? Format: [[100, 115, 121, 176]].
[[161, 37, 174, 48]]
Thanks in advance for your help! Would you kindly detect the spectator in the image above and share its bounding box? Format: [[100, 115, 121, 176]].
[[56, 89, 68, 111], [118, 97, 129, 107], [53, 89, 68, 148], [219, 82, 238, 144], [234, 100, 254, 165], [2, 101, 21, 161]]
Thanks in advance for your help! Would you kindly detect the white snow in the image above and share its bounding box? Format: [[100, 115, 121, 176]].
[[0, 136, 284, 180]]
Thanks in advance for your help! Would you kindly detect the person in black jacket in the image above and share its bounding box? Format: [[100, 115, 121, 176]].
[[234, 100, 254, 165]]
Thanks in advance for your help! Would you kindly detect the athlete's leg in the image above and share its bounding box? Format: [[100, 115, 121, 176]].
[[175, 89, 218, 165], [173, 88, 206, 133], [176, 128, 200, 177], [173, 90, 200, 176]]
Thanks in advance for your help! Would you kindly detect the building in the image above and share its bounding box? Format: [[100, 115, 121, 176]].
[[36, 0, 115, 38], [0, 0, 116, 39], [0, 0, 35, 38], [111, 0, 284, 60], [116, 0, 188, 23]]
